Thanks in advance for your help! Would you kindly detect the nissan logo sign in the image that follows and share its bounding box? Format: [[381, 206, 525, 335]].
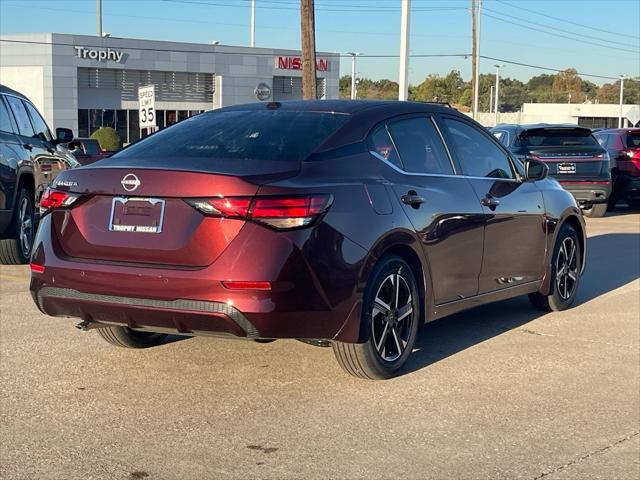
[[121, 173, 141, 192], [254, 82, 272, 101]]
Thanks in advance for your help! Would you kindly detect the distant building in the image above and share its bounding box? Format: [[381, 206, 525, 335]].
[[473, 103, 640, 128], [0, 33, 340, 143]]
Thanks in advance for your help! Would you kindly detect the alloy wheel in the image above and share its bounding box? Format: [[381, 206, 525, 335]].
[[555, 236, 578, 300], [18, 197, 33, 258], [371, 271, 414, 362]]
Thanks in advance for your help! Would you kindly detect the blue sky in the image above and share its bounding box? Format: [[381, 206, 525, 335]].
[[1, 0, 638, 85]]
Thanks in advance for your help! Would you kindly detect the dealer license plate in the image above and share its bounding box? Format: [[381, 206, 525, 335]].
[[557, 162, 576, 174], [108, 197, 165, 233]]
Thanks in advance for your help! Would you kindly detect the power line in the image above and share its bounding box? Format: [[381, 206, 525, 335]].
[[480, 55, 619, 80], [482, 11, 639, 54], [495, 0, 640, 40], [483, 6, 636, 49], [0, 38, 627, 81]]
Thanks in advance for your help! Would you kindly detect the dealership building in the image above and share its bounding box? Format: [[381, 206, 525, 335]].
[[0, 33, 340, 143]]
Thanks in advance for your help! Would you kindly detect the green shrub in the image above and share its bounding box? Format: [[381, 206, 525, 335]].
[[90, 127, 121, 151]]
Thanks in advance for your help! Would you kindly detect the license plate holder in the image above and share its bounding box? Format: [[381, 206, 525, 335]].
[[108, 197, 165, 233], [558, 162, 576, 174]]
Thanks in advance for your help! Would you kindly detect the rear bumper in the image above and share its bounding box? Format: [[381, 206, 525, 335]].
[[559, 181, 611, 206], [29, 215, 367, 342]]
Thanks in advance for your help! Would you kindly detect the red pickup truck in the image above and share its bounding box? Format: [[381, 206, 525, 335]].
[[65, 138, 112, 165]]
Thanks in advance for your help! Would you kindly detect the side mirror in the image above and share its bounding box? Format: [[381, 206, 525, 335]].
[[524, 158, 548, 181], [55, 127, 74, 144]]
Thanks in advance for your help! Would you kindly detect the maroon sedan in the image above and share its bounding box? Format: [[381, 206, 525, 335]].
[[30, 101, 586, 379]]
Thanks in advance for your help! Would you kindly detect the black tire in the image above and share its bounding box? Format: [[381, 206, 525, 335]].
[[332, 255, 420, 380], [97, 326, 167, 349], [582, 203, 607, 218], [0, 188, 35, 265], [529, 223, 581, 312]]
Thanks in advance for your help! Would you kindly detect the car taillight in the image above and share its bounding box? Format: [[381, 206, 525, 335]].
[[39, 188, 81, 214], [623, 148, 640, 159], [186, 194, 332, 230]]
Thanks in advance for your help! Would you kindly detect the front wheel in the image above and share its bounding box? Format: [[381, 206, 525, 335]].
[[529, 223, 581, 312], [0, 188, 35, 265], [97, 326, 167, 349], [333, 255, 420, 380]]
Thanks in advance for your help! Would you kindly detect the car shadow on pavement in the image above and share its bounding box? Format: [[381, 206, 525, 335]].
[[402, 232, 640, 376]]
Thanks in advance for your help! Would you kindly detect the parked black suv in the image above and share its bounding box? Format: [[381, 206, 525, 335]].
[[0, 85, 77, 264], [492, 124, 610, 217]]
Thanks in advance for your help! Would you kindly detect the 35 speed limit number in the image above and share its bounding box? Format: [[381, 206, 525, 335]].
[[138, 85, 156, 129]]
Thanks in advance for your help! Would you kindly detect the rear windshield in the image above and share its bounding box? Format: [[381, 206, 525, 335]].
[[521, 130, 599, 147], [113, 110, 350, 163], [83, 139, 101, 155], [626, 132, 640, 148]]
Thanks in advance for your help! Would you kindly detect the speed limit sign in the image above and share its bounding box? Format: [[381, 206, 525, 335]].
[[138, 85, 156, 128]]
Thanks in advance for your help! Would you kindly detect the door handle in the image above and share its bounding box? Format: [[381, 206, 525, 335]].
[[23, 143, 33, 151], [480, 195, 500, 210], [401, 192, 425, 208]]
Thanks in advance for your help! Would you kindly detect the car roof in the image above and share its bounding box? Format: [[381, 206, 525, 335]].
[[594, 128, 640, 135], [216, 99, 457, 116], [0, 84, 28, 99]]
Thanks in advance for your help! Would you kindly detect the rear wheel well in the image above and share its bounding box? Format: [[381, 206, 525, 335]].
[[380, 244, 426, 325], [16, 173, 35, 205]]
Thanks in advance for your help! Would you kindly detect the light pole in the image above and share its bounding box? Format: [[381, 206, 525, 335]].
[[472, 0, 482, 118], [346, 52, 361, 100], [494, 64, 503, 126], [618, 75, 625, 128], [489, 85, 494, 114], [399, 0, 411, 101], [96, 0, 102, 36], [250, 0, 256, 47]]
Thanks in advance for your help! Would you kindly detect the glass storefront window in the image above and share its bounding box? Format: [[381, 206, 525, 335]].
[[78, 110, 89, 138], [116, 110, 127, 144], [156, 110, 165, 130], [178, 110, 188, 122], [129, 109, 140, 143], [166, 111, 177, 126]]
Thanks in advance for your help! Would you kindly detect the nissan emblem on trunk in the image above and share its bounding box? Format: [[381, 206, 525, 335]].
[[121, 173, 141, 192]]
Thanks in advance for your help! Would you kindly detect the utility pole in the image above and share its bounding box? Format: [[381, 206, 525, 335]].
[[250, 0, 256, 47], [300, 0, 317, 100], [347, 52, 361, 100], [96, 0, 103, 37], [618, 75, 625, 128], [471, 0, 477, 117], [494, 64, 503, 126], [399, 0, 411, 101]]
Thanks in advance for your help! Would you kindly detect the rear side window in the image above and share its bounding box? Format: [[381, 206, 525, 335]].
[[626, 132, 640, 148], [493, 130, 509, 146], [23, 101, 52, 142], [369, 125, 402, 169], [114, 110, 350, 164], [5, 96, 35, 137], [521, 130, 599, 147], [387, 117, 453, 175], [441, 117, 514, 179], [83, 139, 101, 155], [0, 97, 15, 133]]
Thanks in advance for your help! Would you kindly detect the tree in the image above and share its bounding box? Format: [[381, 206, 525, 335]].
[[553, 68, 584, 103], [411, 70, 467, 104], [597, 78, 640, 104], [91, 127, 121, 151]]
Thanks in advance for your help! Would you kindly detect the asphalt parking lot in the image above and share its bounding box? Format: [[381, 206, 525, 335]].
[[1, 211, 639, 480]]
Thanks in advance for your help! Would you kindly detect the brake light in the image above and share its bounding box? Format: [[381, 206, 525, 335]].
[[222, 281, 271, 290], [623, 148, 640, 159], [39, 188, 81, 213], [186, 194, 332, 230], [30, 263, 45, 274]]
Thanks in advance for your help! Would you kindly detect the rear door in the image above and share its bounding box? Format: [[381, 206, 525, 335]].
[[437, 115, 547, 294], [372, 115, 485, 304]]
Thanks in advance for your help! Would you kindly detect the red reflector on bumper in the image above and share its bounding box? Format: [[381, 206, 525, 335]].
[[30, 263, 45, 274], [222, 281, 271, 291]]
